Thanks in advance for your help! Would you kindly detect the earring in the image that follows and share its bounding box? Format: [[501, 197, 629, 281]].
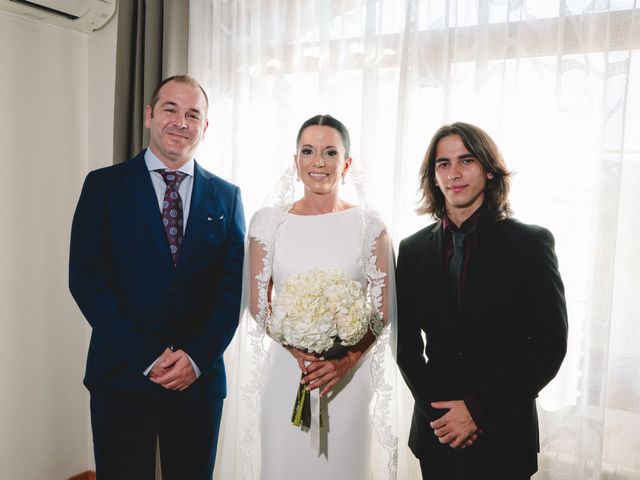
[[296, 169, 300, 182], [341, 173, 346, 185]]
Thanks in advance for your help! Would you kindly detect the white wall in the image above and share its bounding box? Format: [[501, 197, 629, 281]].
[[0, 10, 117, 479]]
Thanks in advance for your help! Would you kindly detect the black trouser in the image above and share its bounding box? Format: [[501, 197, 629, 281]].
[[90, 385, 223, 480], [419, 456, 531, 480]]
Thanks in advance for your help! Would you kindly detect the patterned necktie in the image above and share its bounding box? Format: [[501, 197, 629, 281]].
[[158, 170, 187, 266], [448, 223, 476, 310]]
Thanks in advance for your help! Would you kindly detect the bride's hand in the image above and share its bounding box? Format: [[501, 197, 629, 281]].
[[285, 346, 321, 374], [301, 354, 354, 397], [301, 330, 376, 396]]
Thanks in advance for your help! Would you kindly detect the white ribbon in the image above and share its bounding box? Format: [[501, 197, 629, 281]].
[[310, 387, 321, 452]]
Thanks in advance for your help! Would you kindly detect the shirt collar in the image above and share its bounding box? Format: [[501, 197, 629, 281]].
[[443, 206, 483, 232], [144, 148, 195, 177]]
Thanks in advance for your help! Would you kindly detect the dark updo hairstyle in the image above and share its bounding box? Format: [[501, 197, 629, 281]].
[[417, 122, 512, 223], [296, 114, 351, 157]]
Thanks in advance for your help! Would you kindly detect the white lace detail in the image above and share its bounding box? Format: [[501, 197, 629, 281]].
[[236, 206, 288, 479], [239, 323, 268, 479], [361, 209, 398, 479], [361, 209, 386, 334], [249, 206, 288, 334]]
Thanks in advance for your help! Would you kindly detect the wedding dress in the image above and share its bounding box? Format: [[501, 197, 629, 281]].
[[262, 207, 374, 478], [214, 170, 399, 480]]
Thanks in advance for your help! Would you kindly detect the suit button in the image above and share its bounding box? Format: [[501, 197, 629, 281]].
[[457, 351, 464, 357]]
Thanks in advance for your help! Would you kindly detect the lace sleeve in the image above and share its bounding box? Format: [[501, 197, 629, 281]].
[[372, 229, 393, 326], [248, 238, 270, 321], [361, 210, 391, 335], [248, 206, 287, 331]]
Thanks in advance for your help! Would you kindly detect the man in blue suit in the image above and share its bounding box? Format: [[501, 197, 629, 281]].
[[69, 75, 245, 479]]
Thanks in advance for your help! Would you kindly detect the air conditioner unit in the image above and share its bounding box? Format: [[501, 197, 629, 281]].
[[0, 0, 116, 33]]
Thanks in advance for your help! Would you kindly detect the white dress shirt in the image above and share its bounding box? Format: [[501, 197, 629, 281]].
[[144, 148, 195, 231]]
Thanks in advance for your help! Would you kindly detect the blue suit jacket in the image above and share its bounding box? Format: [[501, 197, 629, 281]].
[[69, 151, 245, 399]]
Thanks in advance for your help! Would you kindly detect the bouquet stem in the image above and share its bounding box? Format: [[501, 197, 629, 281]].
[[291, 374, 311, 428], [291, 374, 324, 429]]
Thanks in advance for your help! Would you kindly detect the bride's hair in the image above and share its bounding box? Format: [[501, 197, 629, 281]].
[[296, 114, 351, 156]]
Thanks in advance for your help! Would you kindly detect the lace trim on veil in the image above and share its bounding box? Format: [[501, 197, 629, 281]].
[[362, 209, 399, 479]]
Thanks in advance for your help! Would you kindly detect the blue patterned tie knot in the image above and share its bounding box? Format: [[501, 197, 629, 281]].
[[157, 170, 187, 266]]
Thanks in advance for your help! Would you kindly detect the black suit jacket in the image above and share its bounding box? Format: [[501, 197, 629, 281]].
[[69, 151, 245, 399], [397, 218, 567, 477]]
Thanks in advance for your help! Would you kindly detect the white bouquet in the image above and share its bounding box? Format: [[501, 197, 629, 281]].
[[268, 269, 375, 428], [269, 269, 371, 352]]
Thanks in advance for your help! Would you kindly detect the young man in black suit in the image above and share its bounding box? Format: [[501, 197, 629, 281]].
[[396, 122, 567, 479]]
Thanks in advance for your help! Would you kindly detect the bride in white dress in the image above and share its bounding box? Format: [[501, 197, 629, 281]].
[[215, 115, 398, 480]]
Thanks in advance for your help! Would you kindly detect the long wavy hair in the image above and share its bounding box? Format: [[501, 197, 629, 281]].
[[416, 122, 512, 222]]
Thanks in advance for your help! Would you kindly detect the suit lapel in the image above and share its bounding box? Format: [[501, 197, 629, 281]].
[[422, 222, 455, 319], [463, 221, 504, 314], [424, 222, 445, 281], [123, 153, 173, 267], [177, 161, 217, 269]]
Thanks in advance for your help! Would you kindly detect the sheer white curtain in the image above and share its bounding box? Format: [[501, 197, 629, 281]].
[[188, 1, 640, 478]]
